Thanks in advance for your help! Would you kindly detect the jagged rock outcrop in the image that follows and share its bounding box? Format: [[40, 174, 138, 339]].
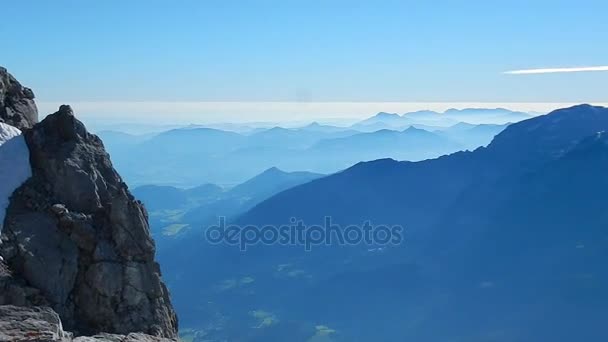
[[0, 68, 178, 340], [0, 67, 38, 130]]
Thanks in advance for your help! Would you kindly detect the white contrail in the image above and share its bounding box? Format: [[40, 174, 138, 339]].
[[504, 66, 608, 75]]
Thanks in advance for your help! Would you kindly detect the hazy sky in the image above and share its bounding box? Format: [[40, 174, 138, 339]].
[[2, 0, 607, 122]]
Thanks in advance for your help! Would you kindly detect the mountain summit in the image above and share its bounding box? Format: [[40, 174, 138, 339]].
[[0, 68, 177, 340]]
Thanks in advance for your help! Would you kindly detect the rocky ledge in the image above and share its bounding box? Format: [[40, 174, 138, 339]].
[[0, 305, 175, 342]]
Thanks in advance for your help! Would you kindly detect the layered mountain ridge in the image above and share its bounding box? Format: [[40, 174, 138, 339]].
[[155, 103, 608, 341], [240, 104, 608, 227]]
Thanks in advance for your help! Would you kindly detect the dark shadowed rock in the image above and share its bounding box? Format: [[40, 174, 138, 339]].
[[0, 104, 177, 338], [0, 67, 38, 130], [0, 260, 48, 308]]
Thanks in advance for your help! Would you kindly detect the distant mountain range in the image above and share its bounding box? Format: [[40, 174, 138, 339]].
[[133, 167, 322, 237], [309, 126, 460, 163], [99, 108, 524, 186], [239, 104, 606, 227], [157, 104, 608, 341], [352, 108, 531, 131]]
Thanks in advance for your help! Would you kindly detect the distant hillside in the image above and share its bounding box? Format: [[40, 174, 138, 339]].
[[103, 120, 505, 186], [157, 105, 608, 341], [132, 183, 223, 211], [352, 108, 531, 131], [134, 168, 323, 237], [311, 126, 461, 161], [438, 122, 509, 148], [240, 105, 605, 226]]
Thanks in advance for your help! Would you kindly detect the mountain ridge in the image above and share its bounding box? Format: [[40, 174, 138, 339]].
[[196, 104, 608, 340], [239, 104, 608, 227]]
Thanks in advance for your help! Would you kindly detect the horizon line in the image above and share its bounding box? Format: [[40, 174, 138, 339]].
[[36, 101, 608, 125]]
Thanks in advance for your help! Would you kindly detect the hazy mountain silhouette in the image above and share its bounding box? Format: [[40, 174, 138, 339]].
[[133, 168, 323, 238], [132, 183, 223, 211], [352, 108, 532, 131], [239, 105, 606, 227], [181, 167, 322, 230], [310, 126, 461, 163], [438, 122, 509, 148], [159, 104, 608, 341], [354, 112, 405, 127], [103, 120, 507, 186], [298, 121, 354, 133], [244, 126, 358, 149], [443, 107, 531, 123], [228, 167, 322, 200]]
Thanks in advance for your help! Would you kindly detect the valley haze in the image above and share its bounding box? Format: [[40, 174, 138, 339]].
[[37, 101, 608, 128], [2, 1, 607, 342]]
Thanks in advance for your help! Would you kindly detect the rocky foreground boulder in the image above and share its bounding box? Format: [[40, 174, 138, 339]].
[[0, 69, 178, 340], [0, 305, 173, 342], [0, 305, 71, 341]]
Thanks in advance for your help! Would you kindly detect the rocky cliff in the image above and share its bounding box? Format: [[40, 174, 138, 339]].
[[0, 68, 178, 341], [0, 67, 37, 130]]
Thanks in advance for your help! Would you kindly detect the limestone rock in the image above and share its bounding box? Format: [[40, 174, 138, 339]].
[[73, 333, 176, 342], [0, 306, 176, 342], [0, 104, 177, 338], [0, 260, 48, 307], [0, 305, 71, 342], [0, 67, 38, 130]]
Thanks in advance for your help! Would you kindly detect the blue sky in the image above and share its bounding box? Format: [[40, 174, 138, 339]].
[[2, 1, 607, 122]]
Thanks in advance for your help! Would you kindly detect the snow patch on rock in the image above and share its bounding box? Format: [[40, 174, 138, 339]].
[[0, 123, 31, 230]]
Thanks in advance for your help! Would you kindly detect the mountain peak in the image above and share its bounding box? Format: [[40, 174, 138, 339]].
[[270, 126, 286, 130], [550, 103, 600, 116], [563, 103, 594, 110], [403, 126, 428, 133], [402, 110, 440, 117], [524, 104, 604, 123], [375, 112, 400, 118], [0, 69, 178, 340], [57, 104, 74, 116], [1, 105, 178, 337], [485, 104, 608, 164], [0, 67, 38, 130], [444, 107, 503, 114], [260, 166, 286, 176]]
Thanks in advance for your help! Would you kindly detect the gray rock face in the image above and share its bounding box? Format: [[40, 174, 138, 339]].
[[0, 306, 176, 342], [72, 332, 175, 342], [0, 104, 177, 338], [0, 67, 38, 130], [0, 260, 48, 307], [0, 305, 71, 342]]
